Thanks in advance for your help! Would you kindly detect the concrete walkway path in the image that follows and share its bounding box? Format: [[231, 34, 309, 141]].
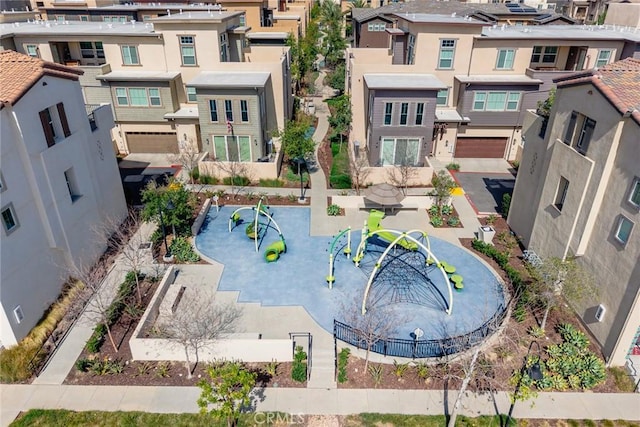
[[2, 384, 639, 426]]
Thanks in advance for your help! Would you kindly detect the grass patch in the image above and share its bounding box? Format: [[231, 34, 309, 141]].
[[284, 166, 309, 184], [258, 178, 284, 188], [329, 142, 351, 189], [608, 366, 636, 392], [1, 281, 84, 382]]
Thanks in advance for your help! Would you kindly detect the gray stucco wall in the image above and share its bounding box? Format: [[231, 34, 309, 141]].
[[367, 89, 436, 166]]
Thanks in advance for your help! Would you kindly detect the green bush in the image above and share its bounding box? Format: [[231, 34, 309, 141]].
[[87, 324, 107, 353], [441, 205, 453, 216], [75, 358, 92, 372], [447, 216, 460, 227], [445, 162, 460, 171], [428, 205, 439, 216], [199, 174, 216, 185], [502, 193, 512, 218], [222, 176, 251, 186], [285, 167, 309, 184], [259, 178, 284, 187], [337, 348, 350, 383], [430, 215, 444, 227], [190, 167, 200, 182], [327, 204, 341, 216], [170, 237, 200, 263], [329, 173, 352, 189], [291, 346, 307, 383]]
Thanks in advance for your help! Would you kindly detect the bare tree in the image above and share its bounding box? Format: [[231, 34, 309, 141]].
[[386, 163, 418, 196], [156, 287, 242, 378], [169, 138, 202, 184], [106, 211, 148, 303], [216, 160, 252, 200], [349, 146, 371, 196], [530, 256, 598, 330], [340, 297, 405, 371]]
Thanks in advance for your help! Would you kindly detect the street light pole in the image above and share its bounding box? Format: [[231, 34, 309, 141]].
[[506, 340, 543, 426]]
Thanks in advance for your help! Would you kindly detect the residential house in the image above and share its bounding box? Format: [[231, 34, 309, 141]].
[[0, 50, 127, 346], [346, 12, 640, 178], [508, 58, 640, 367]]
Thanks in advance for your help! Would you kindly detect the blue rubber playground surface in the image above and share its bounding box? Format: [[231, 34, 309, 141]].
[[195, 206, 506, 341]]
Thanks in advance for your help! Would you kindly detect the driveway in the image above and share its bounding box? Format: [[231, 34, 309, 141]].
[[453, 172, 516, 215]]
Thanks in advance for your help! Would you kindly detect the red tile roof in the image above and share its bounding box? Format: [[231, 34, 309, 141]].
[[555, 58, 640, 124], [0, 50, 83, 108]]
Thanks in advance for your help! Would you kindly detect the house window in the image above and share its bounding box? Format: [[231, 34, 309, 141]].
[[368, 23, 374, 31], [220, 33, 228, 62], [179, 36, 196, 66], [496, 49, 515, 69], [437, 89, 449, 106], [64, 168, 81, 202], [213, 135, 252, 162], [209, 100, 219, 122], [596, 49, 612, 68], [615, 216, 634, 245], [438, 39, 456, 69], [383, 102, 392, 125], [554, 176, 569, 211], [407, 34, 415, 65], [380, 138, 420, 166], [13, 306, 23, 323], [1, 204, 18, 234], [121, 45, 139, 65], [39, 103, 70, 147], [239, 14, 246, 26], [148, 88, 161, 106], [224, 100, 233, 122], [116, 88, 128, 106], [629, 177, 640, 208], [55, 15, 64, 21], [415, 102, 424, 125], [187, 87, 197, 103], [400, 103, 408, 125], [472, 91, 521, 111], [531, 46, 558, 64], [240, 100, 249, 122], [563, 111, 595, 155], [129, 88, 149, 106], [79, 15, 89, 21], [25, 44, 39, 58], [79, 41, 104, 59]]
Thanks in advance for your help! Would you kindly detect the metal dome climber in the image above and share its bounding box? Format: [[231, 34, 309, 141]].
[[357, 230, 454, 316]]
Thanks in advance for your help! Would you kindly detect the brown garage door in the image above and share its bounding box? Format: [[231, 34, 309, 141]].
[[126, 132, 179, 154], [455, 137, 508, 158]]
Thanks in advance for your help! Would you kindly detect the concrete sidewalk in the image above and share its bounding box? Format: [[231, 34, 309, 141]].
[[2, 384, 639, 426]]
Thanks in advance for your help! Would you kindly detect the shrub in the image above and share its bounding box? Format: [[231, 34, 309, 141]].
[[447, 216, 460, 227], [156, 362, 171, 378], [222, 176, 251, 186], [501, 193, 512, 218], [86, 323, 107, 353], [75, 358, 92, 372], [265, 360, 279, 377], [392, 360, 409, 378], [441, 205, 453, 216], [291, 346, 307, 383], [170, 237, 200, 263], [528, 326, 546, 338], [200, 174, 216, 185], [337, 348, 350, 384], [285, 167, 309, 183], [368, 364, 384, 387], [430, 215, 444, 227], [512, 160, 520, 172], [485, 213, 498, 226], [428, 205, 439, 216], [287, 193, 298, 202], [259, 178, 284, 188], [190, 167, 200, 182], [445, 162, 460, 171], [414, 362, 429, 380], [327, 204, 341, 216]]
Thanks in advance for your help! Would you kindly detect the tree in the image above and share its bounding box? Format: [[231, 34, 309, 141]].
[[197, 361, 257, 427], [319, 0, 347, 68], [386, 163, 418, 196], [429, 170, 456, 213], [141, 179, 196, 237], [536, 88, 556, 117], [274, 118, 315, 161], [349, 0, 369, 8], [349, 146, 371, 196], [531, 257, 598, 330], [340, 298, 405, 371], [169, 138, 201, 184], [326, 62, 346, 93], [156, 287, 242, 378], [215, 159, 252, 200], [328, 94, 352, 148]]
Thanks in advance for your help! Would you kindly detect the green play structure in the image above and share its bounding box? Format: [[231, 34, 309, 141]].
[[366, 209, 418, 251], [228, 198, 286, 262]]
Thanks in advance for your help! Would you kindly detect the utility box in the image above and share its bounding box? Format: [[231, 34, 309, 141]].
[[478, 226, 495, 244]]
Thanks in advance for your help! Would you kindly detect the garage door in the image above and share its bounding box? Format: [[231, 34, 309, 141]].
[[126, 132, 179, 154], [455, 137, 508, 158]]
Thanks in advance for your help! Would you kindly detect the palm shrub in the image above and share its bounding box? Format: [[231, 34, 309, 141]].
[[337, 348, 350, 383], [170, 237, 200, 263], [327, 204, 341, 216]]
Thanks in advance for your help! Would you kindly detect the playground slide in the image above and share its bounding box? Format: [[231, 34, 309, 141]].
[[264, 239, 286, 262], [367, 209, 418, 251]]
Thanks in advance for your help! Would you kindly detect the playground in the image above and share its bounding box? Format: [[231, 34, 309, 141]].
[[195, 204, 506, 343]]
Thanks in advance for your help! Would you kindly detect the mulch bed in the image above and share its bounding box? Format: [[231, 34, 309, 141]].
[[427, 205, 464, 228]]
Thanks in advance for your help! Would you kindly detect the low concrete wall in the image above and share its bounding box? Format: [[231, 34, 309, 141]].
[[191, 198, 211, 236], [130, 265, 293, 363], [363, 156, 434, 186], [330, 195, 434, 209], [198, 144, 284, 182]]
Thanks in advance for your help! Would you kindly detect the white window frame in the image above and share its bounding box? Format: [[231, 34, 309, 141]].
[[121, 45, 139, 65], [240, 100, 249, 123], [596, 49, 612, 68], [531, 46, 558, 64], [399, 102, 409, 126], [614, 215, 634, 245], [380, 137, 420, 166], [13, 306, 24, 323], [496, 49, 515, 70], [212, 135, 252, 162], [186, 87, 197, 103], [436, 89, 449, 106], [209, 100, 219, 122], [79, 41, 104, 59], [438, 39, 456, 69], [114, 88, 162, 107], [472, 91, 521, 112], [407, 34, 415, 65], [628, 177, 640, 208], [179, 35, 197, 66], [383, 102, 393, 126], [415, 102, 424, 125], [563, 111, 595, 155], [25, 44, 39, 58], [220, 33, 229, 62], [1, 203, 19, 235], [224, 99, 234, 122]]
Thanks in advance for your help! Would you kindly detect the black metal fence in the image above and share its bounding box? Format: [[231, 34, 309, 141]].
[[334, 304, 507, 359]]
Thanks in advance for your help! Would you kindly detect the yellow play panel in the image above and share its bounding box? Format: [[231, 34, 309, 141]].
[[451, 187, 465, 196]]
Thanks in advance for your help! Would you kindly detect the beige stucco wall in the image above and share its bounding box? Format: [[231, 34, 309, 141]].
[[605, 3, 640, 28]]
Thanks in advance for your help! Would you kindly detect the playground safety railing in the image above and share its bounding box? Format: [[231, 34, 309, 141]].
[[334, 304, 507, 359]]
